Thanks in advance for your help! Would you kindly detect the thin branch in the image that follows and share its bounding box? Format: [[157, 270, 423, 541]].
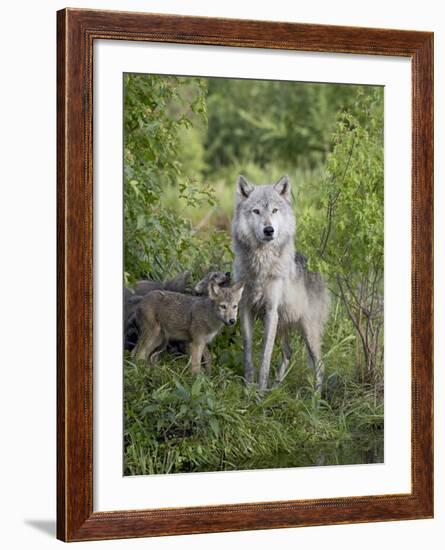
[[319, 135, 356, 258], [337, 275, 369, 365]]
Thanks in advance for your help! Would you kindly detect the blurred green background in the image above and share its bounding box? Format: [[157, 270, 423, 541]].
[[123, 74, 384, 475]]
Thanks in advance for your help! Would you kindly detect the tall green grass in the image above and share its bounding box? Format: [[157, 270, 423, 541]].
[[124, 302, 383, 476]]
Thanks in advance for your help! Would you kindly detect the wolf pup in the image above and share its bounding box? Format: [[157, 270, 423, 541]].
[[133, 281, 244, 373], [124, 271, 231, 351], [232, 175, 330, 392], [133, 270, 191, 297], [193, 271, 231, 295]]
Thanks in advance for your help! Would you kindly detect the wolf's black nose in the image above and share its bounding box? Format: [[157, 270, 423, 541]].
[[264, 226, 274, 236], [229, 318, 236, 325]]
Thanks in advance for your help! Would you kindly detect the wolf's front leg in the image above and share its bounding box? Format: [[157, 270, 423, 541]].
[[190, 341, 205, 374], [258, 306, 279, 391], [202, 345, 212, 374], [240, 305, 254, 383]]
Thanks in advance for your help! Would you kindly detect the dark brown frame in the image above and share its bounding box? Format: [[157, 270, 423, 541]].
[[57, 8, 434, 542]]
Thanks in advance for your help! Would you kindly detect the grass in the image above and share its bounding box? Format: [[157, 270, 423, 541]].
[[123, 306, 383, 476]]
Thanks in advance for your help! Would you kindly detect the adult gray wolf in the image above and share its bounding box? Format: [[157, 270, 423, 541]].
[[232, 175, 330, 392], [133, 281, 244, 374]]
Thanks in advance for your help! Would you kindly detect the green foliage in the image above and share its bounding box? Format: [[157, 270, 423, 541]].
[[298, 88, 384, 380], [124, 356, 383, 475], [299, 87, 384, 274], [204, 79, 364, 171], [124, 74, 221, 283], [123, 74, 385, 474]]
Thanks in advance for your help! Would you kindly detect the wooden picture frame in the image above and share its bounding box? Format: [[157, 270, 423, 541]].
[[57, 8, 433, 542]]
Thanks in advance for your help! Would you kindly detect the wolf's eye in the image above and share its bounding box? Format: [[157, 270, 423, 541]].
[[272, 208, 278, 214], [252, 209, 260, 215], [233, 304, 238, 310], [220, 304, 227, 310]]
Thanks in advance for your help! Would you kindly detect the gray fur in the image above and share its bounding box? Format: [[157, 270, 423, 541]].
[[232, 175, 330, 391], [134, 271, 191, 296], [193, 271, 231, 295], [126, 271, 191, 349], [124, 271, 231, 351], [133, 282, 244, 374]]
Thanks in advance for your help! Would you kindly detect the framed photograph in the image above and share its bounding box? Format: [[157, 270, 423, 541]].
[[57, 8, 433, 542]]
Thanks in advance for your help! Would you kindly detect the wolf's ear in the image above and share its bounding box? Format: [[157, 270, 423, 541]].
[[208, 281, 220, 300], [237, 175, 254, 201], [274, 175, 291, 202], [232, 281, 245, 300]]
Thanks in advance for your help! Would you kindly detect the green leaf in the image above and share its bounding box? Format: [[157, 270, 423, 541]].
[[191, 376, 203, 398], [209, 417, 220, 437], [174, 381, 190, 401], [141, 404, 158, 415]]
